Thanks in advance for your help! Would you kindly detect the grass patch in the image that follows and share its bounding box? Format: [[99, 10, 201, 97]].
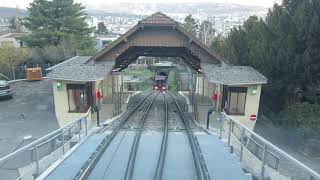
[[123, 69, 154, 78]]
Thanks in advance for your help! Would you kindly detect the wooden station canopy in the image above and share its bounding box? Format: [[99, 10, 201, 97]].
[[87, 12, 224, 72], [47, 12, 266, 85]]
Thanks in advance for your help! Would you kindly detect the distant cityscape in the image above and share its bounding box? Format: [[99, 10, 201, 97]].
[[86, 3, 269, 37], [0, 2, 270, 37]]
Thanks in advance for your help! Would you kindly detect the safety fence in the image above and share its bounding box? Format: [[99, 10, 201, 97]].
[[213, 112, 320, 180], [0, 63, 58, 81], [0, 109, 91, 180]]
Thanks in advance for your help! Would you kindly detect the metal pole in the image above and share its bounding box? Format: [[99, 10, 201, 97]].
[[61, 130, 65, 154], [202, 76, 204, 104], [12, 66, 15, 80], [117, 74, 119, 115], [240, 127, 245, 162], [78, 120, 81, 141], [206, 107, 214, 130], [112, 74, 115, 117], [219, 112, 224, 139], [96, 107, 100, 127], [206, 113, 210, 130], [34, 145, 40, 177], [84, 116, 88, 136], [68, 128, 72, 139], [120, 75, 123, 113], [228, 118, 232, 147], [260, 144, 267, 180]]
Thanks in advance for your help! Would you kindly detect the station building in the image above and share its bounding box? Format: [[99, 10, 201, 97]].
[[46, 12, 267, 130]]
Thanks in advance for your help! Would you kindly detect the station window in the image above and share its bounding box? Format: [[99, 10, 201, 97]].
[[226, 87, 247, 115], [67, 84, 90, 113]]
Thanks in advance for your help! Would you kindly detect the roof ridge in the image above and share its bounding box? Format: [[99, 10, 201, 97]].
[[138, 11, 178, 25]]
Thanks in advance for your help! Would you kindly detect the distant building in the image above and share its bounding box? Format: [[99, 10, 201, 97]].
[[0, 33, 29, 47], [95, 33, 120, 50]]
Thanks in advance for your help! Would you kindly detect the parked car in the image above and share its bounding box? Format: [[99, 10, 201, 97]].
[[0, 80, 12, 99]]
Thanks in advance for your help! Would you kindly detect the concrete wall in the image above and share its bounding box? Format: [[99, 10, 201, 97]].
[[52, 80, 91, 127], [228, 84, 262, 130], [199, 82, 262, 131]]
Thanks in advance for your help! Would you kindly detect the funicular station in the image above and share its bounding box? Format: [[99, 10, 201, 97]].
[[1, 12, 320, 180]]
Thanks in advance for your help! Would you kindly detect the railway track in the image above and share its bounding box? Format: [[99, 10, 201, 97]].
[[154, 92, 168, 180], [75, 90, 210, 180], [166, 91, 210, 180], [74, 90, 158, 180], [124, 91, 160, 180]]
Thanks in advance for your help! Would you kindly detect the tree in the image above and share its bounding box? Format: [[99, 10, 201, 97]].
[[21, 0, 95, 55], [184, 14, 198, 37], [7, 17, 22, 33], [210, 0, 320, 113], [95, 22, 109, 35], [0, 44, 28, 70], [199, 20, 215, 46]]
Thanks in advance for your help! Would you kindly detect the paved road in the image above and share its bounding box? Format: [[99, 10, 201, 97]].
[[0, 79, 59, 178]]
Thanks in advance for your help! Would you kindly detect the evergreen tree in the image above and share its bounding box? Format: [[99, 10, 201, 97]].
[[8, 17, 22, 33], [21, 0, 95, 55], [95, 22, 109, 35], [211, 0, 320, 111], [184, 14, 198, 37]]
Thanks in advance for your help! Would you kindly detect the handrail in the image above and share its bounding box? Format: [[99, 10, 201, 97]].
[[0, 107, 91, 164], [222, 112, 320, 179]]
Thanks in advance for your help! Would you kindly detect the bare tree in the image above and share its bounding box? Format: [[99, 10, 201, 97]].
[[199, 20, 216, 46]]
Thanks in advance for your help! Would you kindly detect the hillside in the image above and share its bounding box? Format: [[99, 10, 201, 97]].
[[0, 7, 26, 17]]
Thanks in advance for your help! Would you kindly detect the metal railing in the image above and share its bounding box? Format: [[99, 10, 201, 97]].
[[0, 108, 91, 180], [215, 112, 320, 180]]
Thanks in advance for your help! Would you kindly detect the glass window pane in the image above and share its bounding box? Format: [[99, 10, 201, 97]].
[[68, 89, 76, 111], [67, 86, 88, 113], [78, 89, 88, 112], [237, 92, 246, 113], [227, 89, 246, 115], [229, 92, 238, 114]]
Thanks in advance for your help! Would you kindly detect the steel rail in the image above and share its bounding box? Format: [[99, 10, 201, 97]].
[[154, 92, 168, 180], [167, 91, 210, 180], [75, 91, 156, 180], [124, 91, 160, 180]]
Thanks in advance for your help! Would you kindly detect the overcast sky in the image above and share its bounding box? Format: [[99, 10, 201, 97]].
[[0, 0, 281, 9]]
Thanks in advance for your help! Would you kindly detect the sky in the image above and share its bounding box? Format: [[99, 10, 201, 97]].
[[0, 0, 281, 9]]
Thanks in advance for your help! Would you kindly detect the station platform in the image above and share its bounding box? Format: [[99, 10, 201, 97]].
[[44, 133, 106, 180], [41, 130, 251, 180]]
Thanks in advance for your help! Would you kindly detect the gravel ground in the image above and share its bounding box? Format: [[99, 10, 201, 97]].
[[105, 91, 204, 133]]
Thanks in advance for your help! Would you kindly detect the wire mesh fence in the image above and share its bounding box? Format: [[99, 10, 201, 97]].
[[0, 63, 58, 81]]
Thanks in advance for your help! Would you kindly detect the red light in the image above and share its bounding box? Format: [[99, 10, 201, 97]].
[[249, 115, 257, 121]]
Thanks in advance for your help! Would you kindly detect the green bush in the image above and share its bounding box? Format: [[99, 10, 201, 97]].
[[279, 103, 320, 137]]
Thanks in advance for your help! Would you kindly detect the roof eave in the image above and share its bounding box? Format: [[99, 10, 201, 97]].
[[46, 76, 105, 82]]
